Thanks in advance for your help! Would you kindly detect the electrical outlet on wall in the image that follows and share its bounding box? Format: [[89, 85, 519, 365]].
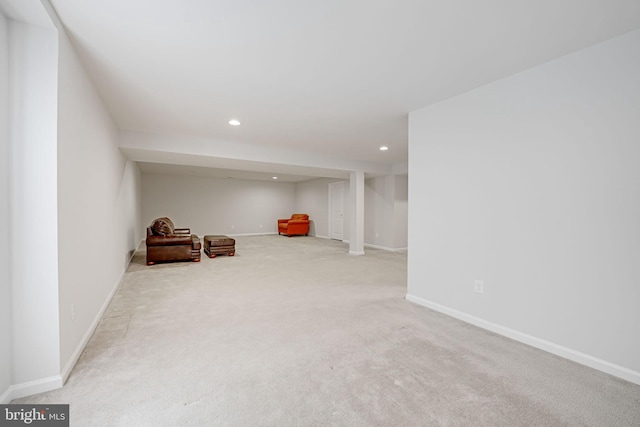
[[474, 280, 484, 294]]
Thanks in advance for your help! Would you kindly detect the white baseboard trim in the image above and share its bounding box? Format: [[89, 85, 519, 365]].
[[226, 232, 278, 237], [2, 245, 140, 403], [405, 293, 640, 386], [321, 239, 406, 253], [1, 375, 63, 404], [60, 272, 124, 384], [61, 241, 139, 383], [338, 241, 407, 254], [364, 243, 408, 253]]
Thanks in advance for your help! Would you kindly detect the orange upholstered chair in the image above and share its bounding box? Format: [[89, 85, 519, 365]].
[[277, 214, 310, 237]]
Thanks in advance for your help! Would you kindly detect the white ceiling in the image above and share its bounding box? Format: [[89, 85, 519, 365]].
[[48, 0, 640, 179]]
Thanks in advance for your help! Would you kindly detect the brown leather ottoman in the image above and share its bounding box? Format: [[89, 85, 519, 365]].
[[203, 235, 236, 258]]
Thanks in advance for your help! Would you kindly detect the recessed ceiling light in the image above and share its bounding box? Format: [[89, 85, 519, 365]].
[[379, 145, 389, 151], [228, 119, 241, 126], [272, 176, 278, 180]]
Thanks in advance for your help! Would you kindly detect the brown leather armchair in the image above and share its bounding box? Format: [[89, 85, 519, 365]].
[[277, 214, 310, 236], [145, 217, 201, 265]]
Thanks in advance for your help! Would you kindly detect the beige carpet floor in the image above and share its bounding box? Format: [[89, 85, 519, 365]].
[[14, 235, 640, 426]]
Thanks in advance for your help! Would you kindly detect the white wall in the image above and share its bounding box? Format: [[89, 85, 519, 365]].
[[0, 8, 12, 403], [0, 1, 143, 402], [393, 175, 408, 250], [142, 174, 296, 237], [56, 19, 142, 380], [293, 175, 407, 249], [295, 178, 347, 238], [364, 175, 408, 251], [142, 172, 408, 247], [407, 29, 640, 383], [365, 176, 393, 248], [8, 18, 60, 392]]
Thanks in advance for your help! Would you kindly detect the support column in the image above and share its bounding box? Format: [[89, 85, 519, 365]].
[[349, 170, 365, 255], [9, 18, 61, 396]]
